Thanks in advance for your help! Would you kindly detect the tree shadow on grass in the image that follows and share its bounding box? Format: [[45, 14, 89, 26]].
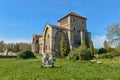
[[0, 56, 16, 58], [40, 65, 62, 69]]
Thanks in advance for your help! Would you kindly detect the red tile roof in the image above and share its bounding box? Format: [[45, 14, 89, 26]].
[[50, 25, 73, 31], [50, 25, 68, 30], [58, 12, 87, 22], [33, 34, 43, 37]]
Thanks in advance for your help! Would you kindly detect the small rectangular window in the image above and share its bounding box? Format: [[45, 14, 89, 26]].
[[82, 21, 85, 24], [73, 19, 75, 23], [36, 40, 39, 44]]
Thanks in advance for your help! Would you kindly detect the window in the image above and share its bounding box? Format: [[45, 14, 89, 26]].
[[73, 19, 75, 22], [33, 38, 34, 43], [36, 40, 39, 44], [82, 21, 85, 24], [73, 19, 78, 23], [74, 27, 75, 31], [47, 34, 49, 38]]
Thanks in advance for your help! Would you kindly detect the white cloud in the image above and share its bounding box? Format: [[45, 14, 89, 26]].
[[0, 38, 31, 44], [92, 35, 106, 48]]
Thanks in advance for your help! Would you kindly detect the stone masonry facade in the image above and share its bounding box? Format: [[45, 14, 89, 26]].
[[32, 12, 91, 57]]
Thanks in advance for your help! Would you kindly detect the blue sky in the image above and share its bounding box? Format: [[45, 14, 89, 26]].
[[0, 0, 120, 48]]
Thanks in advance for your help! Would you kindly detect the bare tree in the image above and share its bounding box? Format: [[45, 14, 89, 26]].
[[106, 23, 120, 46]]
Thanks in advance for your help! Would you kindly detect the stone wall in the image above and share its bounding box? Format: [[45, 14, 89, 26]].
[[32, 35, 42, 53], [32, 12, 91, 57]]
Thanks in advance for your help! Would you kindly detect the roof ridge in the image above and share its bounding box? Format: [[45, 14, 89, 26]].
[[69, 12, 80, 16], [58, 12, 87, 22], [33, 34, 43, 37]]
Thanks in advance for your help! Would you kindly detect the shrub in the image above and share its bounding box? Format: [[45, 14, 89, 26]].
[[97, 53, 113, 59], [17, 50, 36, 59], [90, 40, 94, 56], [68, 50, 79, 61], [98, 48, 107, 54], [96, 53, 120, 59], [79, 49, 93, 60], [68, 46, 93, 61]]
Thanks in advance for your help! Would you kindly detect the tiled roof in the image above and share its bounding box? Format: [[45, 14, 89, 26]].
[[33, 34, 43, 37], [58, 12, 87, 22], [50, 25, 69, 30]]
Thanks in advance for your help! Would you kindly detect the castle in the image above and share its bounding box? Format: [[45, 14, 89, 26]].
[[32, 12, 91, 57]]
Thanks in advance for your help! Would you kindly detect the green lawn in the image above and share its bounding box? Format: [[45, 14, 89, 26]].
[[0, 57, 120, 80]]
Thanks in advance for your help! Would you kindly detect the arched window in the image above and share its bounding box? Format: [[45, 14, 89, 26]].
[[36, 40, 38, 44], [74, 27, 75, 31]]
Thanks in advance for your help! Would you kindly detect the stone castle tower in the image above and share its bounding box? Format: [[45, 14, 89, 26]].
[[32, 12, 91, 56]]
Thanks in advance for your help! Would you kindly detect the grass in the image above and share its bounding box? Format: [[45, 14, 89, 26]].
[[0, 57, 120, 80]]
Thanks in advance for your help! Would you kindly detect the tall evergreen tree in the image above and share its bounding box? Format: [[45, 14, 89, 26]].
[[60, 37, 68, 57], [90, 40, 94, 56], [80, 41, 87, 49], [104, 40, 110, 52]]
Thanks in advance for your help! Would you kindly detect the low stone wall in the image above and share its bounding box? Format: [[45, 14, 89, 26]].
[[0, 52, 4, 56], [5, 52, 17, 56], [0, 51, 17, 56], [0, 52, 17, 58]]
